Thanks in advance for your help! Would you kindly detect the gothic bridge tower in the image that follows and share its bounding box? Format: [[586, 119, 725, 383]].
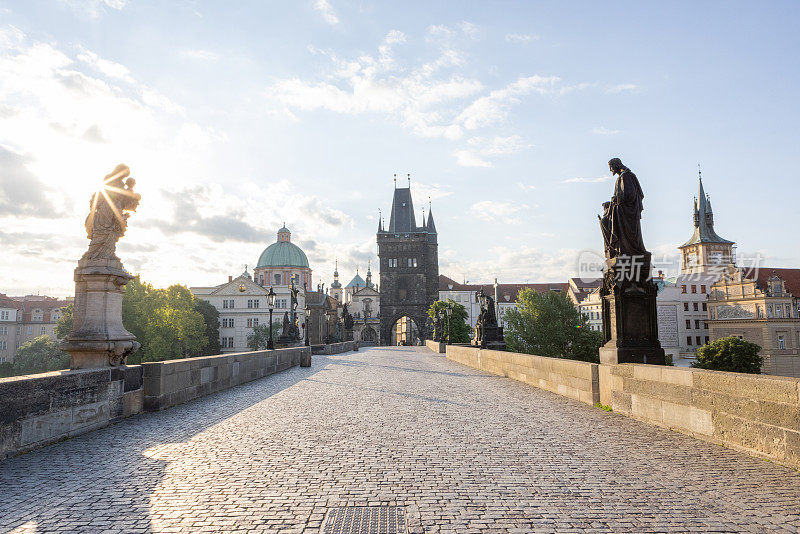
[[377, 181, 438, 345]]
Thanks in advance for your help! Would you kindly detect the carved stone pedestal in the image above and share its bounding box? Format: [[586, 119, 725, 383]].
[[61, 258, 140, 369], [599, 255, 665, 365]]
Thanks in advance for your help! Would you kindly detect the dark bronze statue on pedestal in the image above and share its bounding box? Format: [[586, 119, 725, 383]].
[[598, 158, 665, 365], [472, 289, 506, 350]]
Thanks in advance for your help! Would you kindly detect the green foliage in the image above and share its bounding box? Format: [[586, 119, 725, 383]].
[[504, 288, 602, 363], [247, 321, 283, 350], [122, 276, 209, 363], [194, 299, 221, 356], [427, 299, 470, 343], [0, 361, 13, 378], [13, 336, 70, 375], [594, 402, 613, 412], [54, 303, 73, 340], [692, 336, 763, 374], [664, 354, 674, 366]]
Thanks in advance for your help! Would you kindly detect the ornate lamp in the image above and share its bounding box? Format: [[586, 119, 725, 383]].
[[304, 302, 310, 346], [267, 287, 276, 350], [444, 306, 452, 344]]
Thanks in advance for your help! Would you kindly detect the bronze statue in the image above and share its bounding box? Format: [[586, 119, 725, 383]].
[[599, 158, 646, 259], [83, 164, 141, 261]]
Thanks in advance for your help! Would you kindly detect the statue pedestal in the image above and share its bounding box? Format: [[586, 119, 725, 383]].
[[61, 258, 140, 369], [473, 326, 506, 351], [599, 255, 665, 365]]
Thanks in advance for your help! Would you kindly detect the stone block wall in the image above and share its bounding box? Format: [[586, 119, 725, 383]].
[[310, 341, 358, 355], [444, 345, 600, 405], [602, 363, 800, 469], [425, 340, 446, 353], [0, 366, 143, 459], [142, 346, 310, 411]]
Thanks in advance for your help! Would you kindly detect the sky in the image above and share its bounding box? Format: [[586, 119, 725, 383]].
[[1, 0, 799, 297]]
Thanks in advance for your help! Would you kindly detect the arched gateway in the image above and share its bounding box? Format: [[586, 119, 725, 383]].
[[376, 182, 439, 346]]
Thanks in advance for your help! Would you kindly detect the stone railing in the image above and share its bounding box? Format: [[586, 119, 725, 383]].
[[311, 341, 358, 355], [600, 364, 800, 469], [142, 346, 310, 411], [1, 346, 317, 459], [444, 345, 599, 405], [425, 340, 446, 354], [0, 366, 143, 459], [435, 344, 800, 469]]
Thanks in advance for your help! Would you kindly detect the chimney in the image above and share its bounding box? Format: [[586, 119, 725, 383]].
[[228, 275, 233, 282]]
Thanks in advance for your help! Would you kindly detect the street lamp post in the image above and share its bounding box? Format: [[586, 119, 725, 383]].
[[444, 306, 451, 344], [304, 303, 310, 346], [267, 287, 276, 350]]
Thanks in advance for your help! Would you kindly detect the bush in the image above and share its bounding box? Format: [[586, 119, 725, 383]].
[[692, 336, 763, 374]]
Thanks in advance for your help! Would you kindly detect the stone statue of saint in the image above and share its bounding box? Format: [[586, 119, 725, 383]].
[[599, 158, 647, 259], [83, 164, 141, 261]]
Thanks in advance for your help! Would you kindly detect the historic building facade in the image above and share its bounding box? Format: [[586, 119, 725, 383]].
[[191, 226, 310, 352], [0, 294, 70, 364], [708, 268, 800, 377], [377, 185, 438, 345]]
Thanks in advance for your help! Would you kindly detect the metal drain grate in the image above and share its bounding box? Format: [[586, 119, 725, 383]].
[[323, 506, 406, 534]]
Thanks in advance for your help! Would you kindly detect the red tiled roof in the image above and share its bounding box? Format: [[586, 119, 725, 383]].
[[438, 275, 568, 303], [740, 267, 800, 298]]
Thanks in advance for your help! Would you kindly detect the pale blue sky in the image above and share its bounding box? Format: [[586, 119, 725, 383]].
[[1, 1, 798, 296]]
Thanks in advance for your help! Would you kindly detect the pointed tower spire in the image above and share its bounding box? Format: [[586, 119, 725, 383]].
[[427, 205, 437, 234], [366, 260, 373, 288], [377, 209, 383, 232]]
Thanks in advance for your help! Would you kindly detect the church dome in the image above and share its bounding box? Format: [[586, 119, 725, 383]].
[[256, 227, 309, 269]]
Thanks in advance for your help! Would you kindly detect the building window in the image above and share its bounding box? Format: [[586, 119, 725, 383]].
[[247, 299, 260, 309], [687, 336, 692, 346], [40, 326, 46, 335], [696, 336, 701, 346], [702, 303, 707, 311], [274, 274, 281, 285], [0, 341, 6, 350], [684, 302, 689, 312], [26, 326, 32, 335], [681, 285, 687, 294], [222, 318, 233, 328], [0, 326, 6, 336], [787, 304, 792, 318], [768, 305, 773, 318], [704, 322, 708, 329], [778, 335, 785, 350], [701, 285, 706, 293], [776, 306, 783, 318], [757, 306, 764, 318], [0, 311, 8, 320], [693, 303, 698, 311], [705, 336, 710, 344], [691, 285, 697, 294], [247, 318, 260, 328], [695, 320, 701, 329], [686, 319, 691, 329]]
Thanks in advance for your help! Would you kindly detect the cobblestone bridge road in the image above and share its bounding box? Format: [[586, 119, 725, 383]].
[[2, 346, 800, 533]]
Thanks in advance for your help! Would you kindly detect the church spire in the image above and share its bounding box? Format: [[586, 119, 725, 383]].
[[681, 167, 733, 247]]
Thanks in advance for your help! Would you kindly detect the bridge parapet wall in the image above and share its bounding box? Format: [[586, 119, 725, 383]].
[[602, 363, 800, 469], [142, 346, 310, 411], [310, 341, 358, 355], [445, 345, 600, 405], [425, 340, 446, 353], [0, 366, 143, 459]]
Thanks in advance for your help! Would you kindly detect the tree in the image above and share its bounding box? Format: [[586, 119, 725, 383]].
[[194, 299, 221, 356], [122, 276, 210, 363], [692, 336, 763, 374], [54, 303, 73, 340], [13, 336, 70, 375], [504, 288, 601, 363], [0, 362, 13, 378], [427, 299, 471, 343], [247, 321, 283, 350]]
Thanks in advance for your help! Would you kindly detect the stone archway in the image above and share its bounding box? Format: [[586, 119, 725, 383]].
[[386, 315, 422, 346], [361, 326, 377, 343]]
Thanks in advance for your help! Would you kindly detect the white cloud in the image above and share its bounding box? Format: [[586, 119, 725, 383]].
[[77, 48, 133, 82], [561, 176, 614, 184], [441, 246, 584, 284], [468, 134, 531, 156], [456, 75, 561, 130], [505, 33, 538, 44], [469, 200, 527, 223], [454, 149, 491, 168], [607, 83, 638, 93], [61, 0, 128, 18], [314, 0, 339, 25], [592, 126, 620, 135], [517, 182, 536, 192]]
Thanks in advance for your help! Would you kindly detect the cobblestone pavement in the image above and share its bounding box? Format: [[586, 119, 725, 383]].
[[2, 346, 800, 533]]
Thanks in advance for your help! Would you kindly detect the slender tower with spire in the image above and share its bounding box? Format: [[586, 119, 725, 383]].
[[330, 259, 343, 304], [678, 167, 735, 275]]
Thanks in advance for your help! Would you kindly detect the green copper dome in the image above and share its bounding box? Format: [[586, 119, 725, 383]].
[[256, 227, 309, 268], [257, 241, 309, 268]]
